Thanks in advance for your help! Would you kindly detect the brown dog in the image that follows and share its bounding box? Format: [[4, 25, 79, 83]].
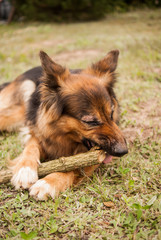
[[0, 50, 128, 200]]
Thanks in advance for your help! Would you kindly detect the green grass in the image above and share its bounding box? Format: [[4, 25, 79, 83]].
[[0, 9, 161, 240]]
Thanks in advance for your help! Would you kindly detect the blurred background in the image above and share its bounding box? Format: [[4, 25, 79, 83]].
[[0, 0, 161, 23]]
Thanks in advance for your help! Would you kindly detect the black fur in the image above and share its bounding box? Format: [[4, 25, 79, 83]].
[[26, 87, 41, 125], [19, 66, 43, 86]]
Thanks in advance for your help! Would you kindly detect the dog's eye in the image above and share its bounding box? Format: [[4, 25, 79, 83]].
[[83, 120, 101, 126], [81, 115, 101, 126]]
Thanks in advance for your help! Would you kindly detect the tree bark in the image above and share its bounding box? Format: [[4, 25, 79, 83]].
[[0, 149, 104, 184], [7, 1, 15, 24]]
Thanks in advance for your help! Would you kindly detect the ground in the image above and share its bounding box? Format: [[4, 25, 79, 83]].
[[0, 9, 161, 240]]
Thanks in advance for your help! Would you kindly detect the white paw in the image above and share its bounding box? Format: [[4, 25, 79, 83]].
[[30, 179, 56, 200], [11, 167, 38, 189]]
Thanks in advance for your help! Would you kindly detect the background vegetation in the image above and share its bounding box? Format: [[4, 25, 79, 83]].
[[13, 0, 161, 21], [0, 9, 161, 240]]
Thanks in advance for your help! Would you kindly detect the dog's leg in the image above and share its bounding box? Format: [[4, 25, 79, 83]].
[[11, 137, 40, 189], [29, 165, 99, 200], [30, 172, 75, 200]]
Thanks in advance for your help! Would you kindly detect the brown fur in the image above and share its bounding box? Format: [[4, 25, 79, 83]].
[[0, 50, 128, 200]]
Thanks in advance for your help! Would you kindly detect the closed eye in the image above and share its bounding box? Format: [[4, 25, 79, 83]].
[[81, 115, 102, 127], [82, 120, 102, 126]]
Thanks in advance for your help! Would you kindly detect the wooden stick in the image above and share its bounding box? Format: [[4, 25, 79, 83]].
[[0, 149, 104, 184]]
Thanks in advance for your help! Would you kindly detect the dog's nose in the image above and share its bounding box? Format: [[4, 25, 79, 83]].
[[113, 143, 128, 157]]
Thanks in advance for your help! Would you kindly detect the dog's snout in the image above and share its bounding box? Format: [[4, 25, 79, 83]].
[[113, 142, 128, 157]]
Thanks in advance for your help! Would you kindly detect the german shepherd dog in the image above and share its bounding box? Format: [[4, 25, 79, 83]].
[[0, 50, 128, 200]]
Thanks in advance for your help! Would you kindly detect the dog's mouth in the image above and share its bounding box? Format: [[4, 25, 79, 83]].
[[82, 138, 113, 164], [82, 138, 96, 150]]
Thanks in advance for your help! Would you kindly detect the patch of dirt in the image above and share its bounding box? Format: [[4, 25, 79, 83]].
[[42, 39, 69, 46], [53, 49, 101, 64], [153, 67, 161, 75], [123, 98, 161, 143]]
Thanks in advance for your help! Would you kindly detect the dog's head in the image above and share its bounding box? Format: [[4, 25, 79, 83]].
[[39, 50, 128, 160]]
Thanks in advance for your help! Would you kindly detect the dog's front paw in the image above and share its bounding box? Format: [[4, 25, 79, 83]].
[[11, 167, 38, 189], [29, 172, 74, 201], [30, 179, 56, 200]]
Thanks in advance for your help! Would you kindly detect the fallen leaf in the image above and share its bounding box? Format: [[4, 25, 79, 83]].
[[103, 201, 115, 208]]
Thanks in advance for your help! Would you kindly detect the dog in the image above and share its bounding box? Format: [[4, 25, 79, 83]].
[[0, 50, 128, 200]]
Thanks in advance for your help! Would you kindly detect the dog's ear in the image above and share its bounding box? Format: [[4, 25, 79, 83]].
[[39, 51, 70, 119], [39, 51, 69, 89], [87, 50, 119, 88], [92, 50, 119, 74]]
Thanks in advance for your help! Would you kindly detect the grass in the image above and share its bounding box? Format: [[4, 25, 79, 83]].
[[0, 9, 161, 240]]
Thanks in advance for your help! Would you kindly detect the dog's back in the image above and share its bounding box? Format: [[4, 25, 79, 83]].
[[0, 67, 42, 131]]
